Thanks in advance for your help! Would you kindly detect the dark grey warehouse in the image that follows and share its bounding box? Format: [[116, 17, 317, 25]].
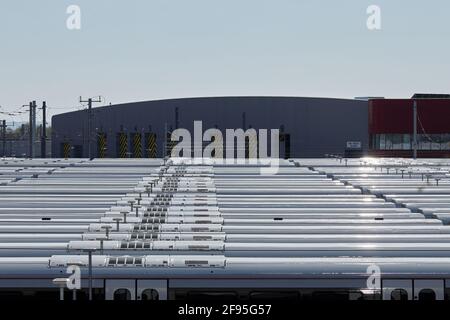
[[51, 96, 369, 159]]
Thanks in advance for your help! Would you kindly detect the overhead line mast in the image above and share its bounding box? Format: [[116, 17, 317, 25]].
[[79, 96, 102, 160]]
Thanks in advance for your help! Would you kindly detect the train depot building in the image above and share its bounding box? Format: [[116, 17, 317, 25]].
[[51, 94, 450, 159]]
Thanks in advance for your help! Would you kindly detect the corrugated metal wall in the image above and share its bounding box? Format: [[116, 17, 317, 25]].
[[52, 97, 369, 158]]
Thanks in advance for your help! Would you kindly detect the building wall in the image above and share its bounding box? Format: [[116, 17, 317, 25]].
[[52, 97, 369, 158], [369, 99, 450, 157], [369, 99, 450, 134], [2, 140, 52, 158]]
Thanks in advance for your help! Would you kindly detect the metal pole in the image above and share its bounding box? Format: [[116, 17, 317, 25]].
[[32, 101, 36, 158], [53, 278, 68, 301], [28, 102, 33, 158], [1, 120, 5, 157], [41, 101, 47, 158], [413, 100, 418, 159], [88, 98, 92, 160], [88, 250, 93, 300], [80, 96, 101, 160]]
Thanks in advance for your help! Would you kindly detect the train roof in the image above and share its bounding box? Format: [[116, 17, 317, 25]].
[[2, 157, 450, 279]]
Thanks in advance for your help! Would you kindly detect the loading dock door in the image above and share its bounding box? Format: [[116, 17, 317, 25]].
[[73, 145, 83, 158], [166, 132, 176, 157], [244, 135, 258, 159], [131, 133, 142, 158], [97, 133, 107, 158], [145, 133, 157, 158], [117, 132, 128, 158], [280, 133, 291, 159], [61, 142, 71, 159]]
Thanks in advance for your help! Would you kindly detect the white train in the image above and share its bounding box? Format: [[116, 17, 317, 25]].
[[1, 157, 450, 301]]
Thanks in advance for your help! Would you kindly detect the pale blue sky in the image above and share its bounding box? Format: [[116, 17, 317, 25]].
[[0, 0, 449, 119]]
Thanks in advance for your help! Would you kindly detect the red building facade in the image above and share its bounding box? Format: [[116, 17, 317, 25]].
[[369, 98, 450, 157]]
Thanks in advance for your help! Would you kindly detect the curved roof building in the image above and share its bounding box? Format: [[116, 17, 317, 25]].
[[51, 96, 368, 158]]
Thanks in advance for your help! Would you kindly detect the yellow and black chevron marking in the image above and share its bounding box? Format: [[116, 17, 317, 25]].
[[145, 133, 157, 158], [166, 132, 176, 157], [245, 135, 258, 158], [217, 145, 224, 158], [209, 138, 223, 159], [97, 133, 107, 158], [62, 142, 71, 159], [117, 132, 128, 158], [131, 133, 142, 158]]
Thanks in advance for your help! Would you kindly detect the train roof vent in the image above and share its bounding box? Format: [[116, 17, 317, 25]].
[[49, 255, 107, 267], [108, 256, 144, 267], [169, 255, 226, 268], [122, 241, 148, 249], [68, 241, 112, 251]]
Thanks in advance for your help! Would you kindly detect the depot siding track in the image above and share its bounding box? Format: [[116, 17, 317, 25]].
[[1, 157, 450, 300]]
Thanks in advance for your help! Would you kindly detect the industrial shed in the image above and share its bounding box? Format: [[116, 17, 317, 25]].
[[51, 97, 369, 159]]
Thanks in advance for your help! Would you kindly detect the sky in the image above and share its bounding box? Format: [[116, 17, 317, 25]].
[[0, 0, 449, 120]]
